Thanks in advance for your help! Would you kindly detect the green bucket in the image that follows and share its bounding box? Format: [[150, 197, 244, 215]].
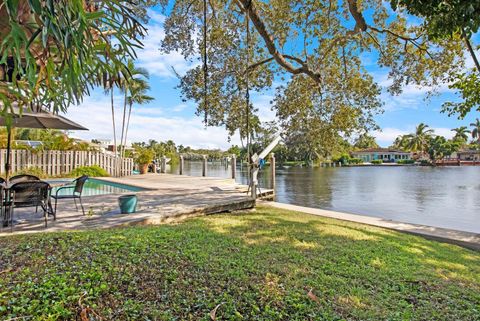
[[118, 194, 138, 214]]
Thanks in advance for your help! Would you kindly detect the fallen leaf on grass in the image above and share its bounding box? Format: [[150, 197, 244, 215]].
[[307, 288, 320, 303], [210, 303, 224, 321], [0, 268, 13, 275], [80, 308, 89, 321]]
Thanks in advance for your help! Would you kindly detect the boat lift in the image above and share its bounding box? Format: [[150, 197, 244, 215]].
[[248, 135, 282, 200]]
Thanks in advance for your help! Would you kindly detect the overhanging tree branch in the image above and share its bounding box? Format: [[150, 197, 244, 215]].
[[461, 28, 480, 73], [235, 0, 322, 84]]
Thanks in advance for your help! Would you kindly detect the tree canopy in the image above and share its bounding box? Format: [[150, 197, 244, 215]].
[[158, 0, 465, 159], [0, 0, 148, 117], [390, 1, 480, 118]]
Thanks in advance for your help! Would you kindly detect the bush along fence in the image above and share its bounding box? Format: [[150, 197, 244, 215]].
[[0, 149, 134, 177]]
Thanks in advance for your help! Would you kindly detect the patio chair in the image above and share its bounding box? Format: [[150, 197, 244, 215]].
[[51, 175, 88, 216], [7, 181, 51, 231], [8, 175, 42, 212]]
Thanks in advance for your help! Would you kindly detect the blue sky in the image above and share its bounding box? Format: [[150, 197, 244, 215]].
[[65, 9, 479, 150]]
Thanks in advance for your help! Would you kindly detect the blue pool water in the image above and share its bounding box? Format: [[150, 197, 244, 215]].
[[47, 178, 144, 197]]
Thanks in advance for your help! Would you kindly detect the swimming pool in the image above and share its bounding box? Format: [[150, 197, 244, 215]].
[[48, 178, 145, 197]]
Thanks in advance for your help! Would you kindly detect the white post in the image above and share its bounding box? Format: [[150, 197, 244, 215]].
[[270, 153, 276, 191], [202, 155, 207, 177]]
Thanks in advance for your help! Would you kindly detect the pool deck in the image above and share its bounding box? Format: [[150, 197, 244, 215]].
[[1, 174, 265, 236]]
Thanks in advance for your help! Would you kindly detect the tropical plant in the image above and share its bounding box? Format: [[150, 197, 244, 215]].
[[427, 136, 462, 163], [392, 135, 410, 150], [134, 147, 155, 174], [353, 134, 380, 150], [0, 0, 147, 116], [470, 118, 480, 144], [69, 165, 109, 178], [397, 159, 415, 165], [8, 128, 93, 151], [451, 126, 470, 143], [403, 123, 434, 155]]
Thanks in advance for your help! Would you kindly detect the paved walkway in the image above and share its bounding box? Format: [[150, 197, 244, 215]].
[[262, 201, 480, 251], [0, 174, 255, 236]]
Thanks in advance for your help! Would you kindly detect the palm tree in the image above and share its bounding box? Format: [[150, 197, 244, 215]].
[[470, 118, 480, 144], [121, 78, 154, 159], [392, 135, 410, 150], [102, 71, 120, 158], [118, 60, 150, 160], [451, 126, 471, 143], [405, 123, 434, 156]]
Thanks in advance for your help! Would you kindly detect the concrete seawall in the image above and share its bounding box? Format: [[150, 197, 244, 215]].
[[261, 201, 480, 251]]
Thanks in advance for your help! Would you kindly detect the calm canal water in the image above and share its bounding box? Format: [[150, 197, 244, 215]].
[[168, 162, 480, 233]]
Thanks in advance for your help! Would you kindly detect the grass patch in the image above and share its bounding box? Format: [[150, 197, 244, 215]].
[[1, 206, 479, 320]]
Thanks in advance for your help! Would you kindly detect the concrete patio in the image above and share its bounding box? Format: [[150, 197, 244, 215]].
[[0, 174, 264, 236]]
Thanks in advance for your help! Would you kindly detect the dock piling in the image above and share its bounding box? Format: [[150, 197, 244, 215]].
[[202, 155, 207, 177], [161, 156, 166, 173], [270, 153, 276, 191], [231, 154, 236, 179], [179, 155, 184, 175]]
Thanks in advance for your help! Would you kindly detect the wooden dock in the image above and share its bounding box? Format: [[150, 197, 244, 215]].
[[1, 174, 272, 236]]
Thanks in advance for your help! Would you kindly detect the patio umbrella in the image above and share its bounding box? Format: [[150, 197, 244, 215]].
[[0, 107, 88, 180]]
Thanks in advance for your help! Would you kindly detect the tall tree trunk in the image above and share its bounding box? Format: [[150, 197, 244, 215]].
[[123, 102, 133, 159], [120, 88, 128, 161], [110, 86, 117, 156], [110, 86, 119, 176]]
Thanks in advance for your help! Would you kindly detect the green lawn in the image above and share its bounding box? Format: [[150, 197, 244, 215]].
[[1, 206, 479, 320]]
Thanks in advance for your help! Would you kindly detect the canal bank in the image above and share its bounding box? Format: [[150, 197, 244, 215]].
[[261, 201, 480, 251]]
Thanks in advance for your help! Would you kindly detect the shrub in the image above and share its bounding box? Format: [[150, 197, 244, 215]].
[[332, 154, 350, 165], [348, 158, 363, 164], [69, 165, 109, 177], [12, 166, 48, 179], [420, 160, 432, 166], [135, 148, 155, 165], [397, 159, 415, 164], [371, 159, 383, 164]]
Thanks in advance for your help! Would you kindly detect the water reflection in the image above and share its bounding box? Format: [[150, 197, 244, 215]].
[[168, 162, 480, 233]]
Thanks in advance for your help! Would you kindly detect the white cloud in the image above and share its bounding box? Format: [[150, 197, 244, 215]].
[[64, 94, 239, 149], [251, 93, 276, 122], [372, 127, 409, 145], [172, 103, 189, 112], [432, 127, 455, 139], [136, 11, 198, 78]]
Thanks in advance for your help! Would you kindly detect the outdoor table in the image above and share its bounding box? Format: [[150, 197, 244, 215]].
[[1, 180, 69, 227]]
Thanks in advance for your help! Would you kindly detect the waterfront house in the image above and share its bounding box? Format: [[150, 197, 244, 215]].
[[351, 148, 412, 163], [457, 149, 480, 161]]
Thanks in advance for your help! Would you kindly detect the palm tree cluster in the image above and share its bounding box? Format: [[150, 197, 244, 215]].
[[393, 120, 480, 160], [393, 123, 434, 156], [102, 60, 154, 174], [0, 128, 92, 151], [471, 118, 480, 145]]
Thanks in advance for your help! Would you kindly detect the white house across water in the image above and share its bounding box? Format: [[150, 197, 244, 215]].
[[351, 148, 412, 163]]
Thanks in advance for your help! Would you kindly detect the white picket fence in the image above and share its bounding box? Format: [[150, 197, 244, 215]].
[[0, 149, 134, 177]]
